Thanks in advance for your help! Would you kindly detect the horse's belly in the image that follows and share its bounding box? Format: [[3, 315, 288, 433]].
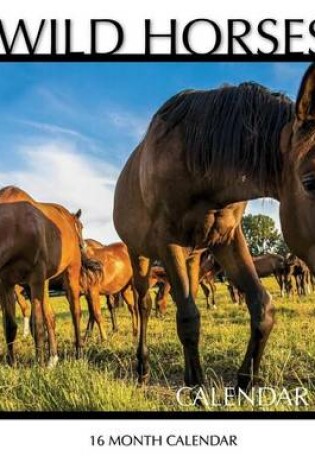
[[101, 261, 132, 294]]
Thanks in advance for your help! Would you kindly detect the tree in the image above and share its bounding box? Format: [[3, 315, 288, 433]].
[[241, 214, 285, 256]]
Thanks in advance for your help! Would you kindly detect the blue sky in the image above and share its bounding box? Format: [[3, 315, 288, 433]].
[[0, 62, 309, 242]]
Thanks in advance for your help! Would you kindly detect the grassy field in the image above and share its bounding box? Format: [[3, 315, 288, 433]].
[[1, 277, 315, 412]]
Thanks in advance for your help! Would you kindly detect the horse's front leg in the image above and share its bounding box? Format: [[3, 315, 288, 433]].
[[160, 245, 203, 387], [214, 225, 275, 391], [43, 281, 58, 368], [200, 280, 211, 309]]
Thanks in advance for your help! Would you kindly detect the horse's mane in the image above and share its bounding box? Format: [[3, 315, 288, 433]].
[[150, 82, 294, 190]]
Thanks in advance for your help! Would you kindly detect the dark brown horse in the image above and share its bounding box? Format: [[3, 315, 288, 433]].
[[114, 64, 315, 391], [0, 186, 97, 365], [227, 253, 286, 304], [81, 241, 138, 339], [253, 253, 286, 295], [284, 254, 311, 296], [0, 201, 62, 366]]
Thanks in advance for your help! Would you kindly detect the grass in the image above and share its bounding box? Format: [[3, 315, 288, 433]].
[[1, 277, 315, 412]]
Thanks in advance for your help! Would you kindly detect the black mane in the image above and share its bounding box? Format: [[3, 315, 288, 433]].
[[151, 82, 294, 190]]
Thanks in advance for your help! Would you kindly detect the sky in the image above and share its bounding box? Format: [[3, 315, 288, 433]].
[[0, 62, 310, 243]]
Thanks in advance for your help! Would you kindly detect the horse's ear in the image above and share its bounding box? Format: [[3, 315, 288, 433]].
[[296, 63, 315, 121], [75, 209, 82, 219]]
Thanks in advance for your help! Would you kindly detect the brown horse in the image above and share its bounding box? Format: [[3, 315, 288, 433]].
[[198, 251, 224, 309], [114, 64, 315, 391], [0, 186, 97, 364], [81, 241, 138, 340]]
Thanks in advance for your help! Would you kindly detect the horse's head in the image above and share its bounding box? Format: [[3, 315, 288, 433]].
[[279, 63, 315, 271], [71, 209, 103, 283]]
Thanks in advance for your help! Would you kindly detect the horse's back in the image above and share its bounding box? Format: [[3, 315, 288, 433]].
[[254, 253, 284, 277], [0, 186, 80, 270], [0, 202, 61, 282], [93, 242, 133, 293]]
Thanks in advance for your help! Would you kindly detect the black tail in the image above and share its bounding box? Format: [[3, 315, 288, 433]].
[[81, 254, 103, 287]]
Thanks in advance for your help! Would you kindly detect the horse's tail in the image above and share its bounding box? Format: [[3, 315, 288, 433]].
[[80, 253, 104, 287]]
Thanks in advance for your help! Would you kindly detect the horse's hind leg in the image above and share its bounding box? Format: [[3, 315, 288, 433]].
[[0, 283, 18, 366], [64, 265, 83, 358], [15, 285, 30, 337], [160, 246, 203, 387], [85, 290, 106, 341], [121, 285, 138, 337], [106, 295, 118, 333], [129, 253, 152, 383], [213, 225, 275, 391], [84, 295, 95, 341]]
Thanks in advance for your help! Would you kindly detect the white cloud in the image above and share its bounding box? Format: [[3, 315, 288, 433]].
[[17, 119, 94, 144], [0, 141, 120, 244], [105, 109, 149, 140]]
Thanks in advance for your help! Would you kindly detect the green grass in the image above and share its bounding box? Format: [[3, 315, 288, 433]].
[[1, 278, 315, 412]]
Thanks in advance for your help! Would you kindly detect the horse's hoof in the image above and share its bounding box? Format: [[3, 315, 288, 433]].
[[76, 348, 83, 359], [212, 305, 217, 309], [47, 355, 59, 369]]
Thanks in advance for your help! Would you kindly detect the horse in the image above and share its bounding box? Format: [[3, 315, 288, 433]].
[[253, 253, 286, 295], [81, 241, 138, 340], [284, 254, 311, 296], [0, 186, 100, 364], [227, 253, 286, 304], [0, 201, 62, 366], [114, 63, 315, 391]]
